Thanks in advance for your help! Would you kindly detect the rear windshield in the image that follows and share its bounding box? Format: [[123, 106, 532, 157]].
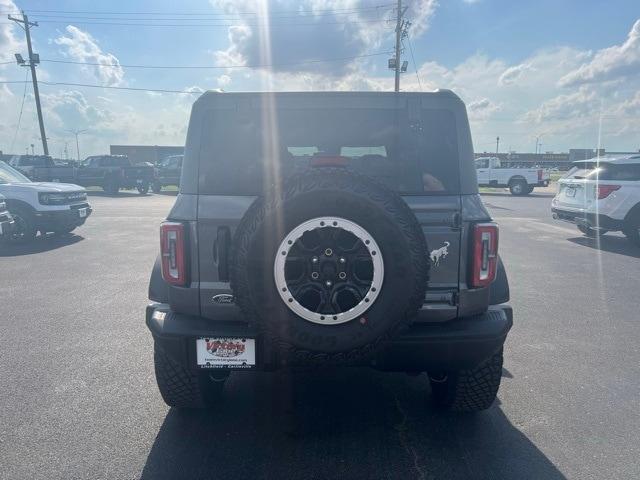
[[198, 108, 460, 195], [564, 163, 640, 181]]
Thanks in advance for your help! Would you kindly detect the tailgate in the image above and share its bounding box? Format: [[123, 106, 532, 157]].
[[556, 180, 594, 208], [403, 196, 461, 312]]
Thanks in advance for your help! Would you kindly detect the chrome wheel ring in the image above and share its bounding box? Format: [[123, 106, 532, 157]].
[[273, 217, 384, 325]]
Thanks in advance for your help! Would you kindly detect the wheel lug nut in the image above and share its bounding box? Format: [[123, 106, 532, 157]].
[[339, 257, 346, 264], [312, 257, 318, 263], [339, 272, 346, 280], [324, 248, 333, 256], [311, 272, 319, 279]]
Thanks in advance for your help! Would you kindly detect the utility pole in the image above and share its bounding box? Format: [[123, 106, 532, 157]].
[[394, 0, 402, 92], [66, 129, 88, 161], [496, 136, 500, 154], [9, 11, 49, 156]]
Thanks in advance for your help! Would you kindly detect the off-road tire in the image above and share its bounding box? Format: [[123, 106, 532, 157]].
[[429, 349, 503, 412], [525, 185, 535, 194], [6, 206, 37, 243], [230, 168, 430, 364], [623, 213, 640, 247], [153, 345, 226, 409], [509, 180, 528, 196], [103, 177, 120, 196], [137, 182, 150, 195]]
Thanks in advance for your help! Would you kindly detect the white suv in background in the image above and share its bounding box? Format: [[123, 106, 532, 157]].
[[552, 155, 640, 246]]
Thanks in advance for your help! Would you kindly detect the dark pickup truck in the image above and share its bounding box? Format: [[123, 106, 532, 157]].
[[8, 155, 77, 183], [77, 155, 155, 195], [152, 155, 183, 193]]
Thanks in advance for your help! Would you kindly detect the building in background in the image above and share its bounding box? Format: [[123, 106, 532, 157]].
[[109, 145, 184, 165]]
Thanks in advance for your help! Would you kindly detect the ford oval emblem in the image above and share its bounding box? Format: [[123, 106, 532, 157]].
[[212, 294, 235, 304]]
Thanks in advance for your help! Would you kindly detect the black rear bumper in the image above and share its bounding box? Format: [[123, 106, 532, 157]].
[[146, 304, 512, 373], [551, 208, 624, 231]]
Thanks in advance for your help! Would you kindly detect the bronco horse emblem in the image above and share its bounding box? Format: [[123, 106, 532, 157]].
[[430, 241, 450, 266]]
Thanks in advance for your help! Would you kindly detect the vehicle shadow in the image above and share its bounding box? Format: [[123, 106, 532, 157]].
[[141, 369, 565, 480], [0, 233, 84, 257], [568, 235, 640, 258], [480, 192, 556, 198], [87, 191, 149, 198]]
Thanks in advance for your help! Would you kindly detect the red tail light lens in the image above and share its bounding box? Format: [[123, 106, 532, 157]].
[[596, 184, 621, 200], [538, 169, 543, 181], [160, 222, 187, 285], [471, 223, 499, 288]]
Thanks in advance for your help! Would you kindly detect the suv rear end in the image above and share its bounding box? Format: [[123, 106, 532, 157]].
[[552, 156, 640, 244], [146, 91, 512, 412]]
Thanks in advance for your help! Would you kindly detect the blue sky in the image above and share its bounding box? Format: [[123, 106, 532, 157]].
[[1, 0, 639, 157]]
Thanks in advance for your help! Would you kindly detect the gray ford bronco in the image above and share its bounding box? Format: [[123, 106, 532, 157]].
[[146, 91, 512, 412]]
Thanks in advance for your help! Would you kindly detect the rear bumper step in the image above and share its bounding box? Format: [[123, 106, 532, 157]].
[[146, 304, 512, 372]]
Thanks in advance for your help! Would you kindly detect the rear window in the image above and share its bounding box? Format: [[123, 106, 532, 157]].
[[564, 163, 640, 181], [198, 107, 460, 195]]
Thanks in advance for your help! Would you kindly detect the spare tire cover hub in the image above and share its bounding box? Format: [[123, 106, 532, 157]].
[[273, 216, 384, 325]]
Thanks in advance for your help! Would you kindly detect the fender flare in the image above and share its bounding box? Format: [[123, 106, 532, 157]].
[[623, 202, 640, 224], [489, 255, 510, 305], [148, 255, 169, 303], [5, 198, 37, 214]]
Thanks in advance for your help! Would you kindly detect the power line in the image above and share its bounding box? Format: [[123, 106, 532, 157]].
[[405, 33, 422, 90], [31, 19, 390, 27], [9, 69, 30, 153], [39, 51, 393, 70], [3, 4, 393, 16]]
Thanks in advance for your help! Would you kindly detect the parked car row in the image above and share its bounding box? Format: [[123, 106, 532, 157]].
[[5, 154, 184, 195], [0, 162, 92, 243], [551, 155, 640, 246]]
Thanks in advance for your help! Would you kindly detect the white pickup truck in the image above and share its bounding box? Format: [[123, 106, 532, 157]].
[[475, 157, 550, 195]]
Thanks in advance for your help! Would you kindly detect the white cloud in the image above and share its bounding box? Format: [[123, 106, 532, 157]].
[[468, 98, 501, 119], [210, 0, 437, 75], [217, 74, 232, 87], [54, 26, 124, 86], [559, 19, 640, 87], [522, 87, 599, 123], [499, 63, 533, 86]]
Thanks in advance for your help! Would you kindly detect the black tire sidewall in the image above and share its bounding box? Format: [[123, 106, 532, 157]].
[[231, 170, 429, 359]]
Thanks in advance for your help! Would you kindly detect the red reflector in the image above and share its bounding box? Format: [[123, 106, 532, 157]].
[[596, 184, 621, 200], [160, 222, 186, 286], [471, 223, 499, 288]]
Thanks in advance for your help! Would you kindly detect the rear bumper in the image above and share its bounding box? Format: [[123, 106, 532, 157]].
[[146, 304, 512, 372], [551, 207, 624, 231]]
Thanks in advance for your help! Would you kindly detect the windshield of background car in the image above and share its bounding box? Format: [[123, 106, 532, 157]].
[[199, 107, 460, 195], [0, 162, 32, 184]]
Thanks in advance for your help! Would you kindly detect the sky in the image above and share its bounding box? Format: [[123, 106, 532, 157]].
[[0, 0, 639, 158]]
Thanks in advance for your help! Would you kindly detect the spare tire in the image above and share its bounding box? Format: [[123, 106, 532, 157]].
[[230, 168, 429, 362]]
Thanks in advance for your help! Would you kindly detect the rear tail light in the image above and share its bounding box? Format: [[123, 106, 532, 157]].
[[471, 223, 499, 288], [596, 184, 621, 200], [160, 222, 187, 285], [538, 169, 543, 181]]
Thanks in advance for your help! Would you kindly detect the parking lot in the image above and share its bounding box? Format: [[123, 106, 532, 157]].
[[1, 190, 639, 480]]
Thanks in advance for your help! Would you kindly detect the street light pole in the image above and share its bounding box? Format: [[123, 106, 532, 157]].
[[66, 129, 88, 161]]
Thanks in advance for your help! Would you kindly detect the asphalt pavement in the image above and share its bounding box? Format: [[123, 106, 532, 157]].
[[1, 190, 639, 480]]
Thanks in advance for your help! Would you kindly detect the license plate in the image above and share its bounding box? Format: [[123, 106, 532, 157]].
[[196, 337, 255, 369], [565, 187, 576, 197], [78, 208, 87, 218]]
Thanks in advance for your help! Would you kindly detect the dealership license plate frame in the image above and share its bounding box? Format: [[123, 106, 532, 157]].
[[78, 208, 88, 218], [196, 337, 256, 369]]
